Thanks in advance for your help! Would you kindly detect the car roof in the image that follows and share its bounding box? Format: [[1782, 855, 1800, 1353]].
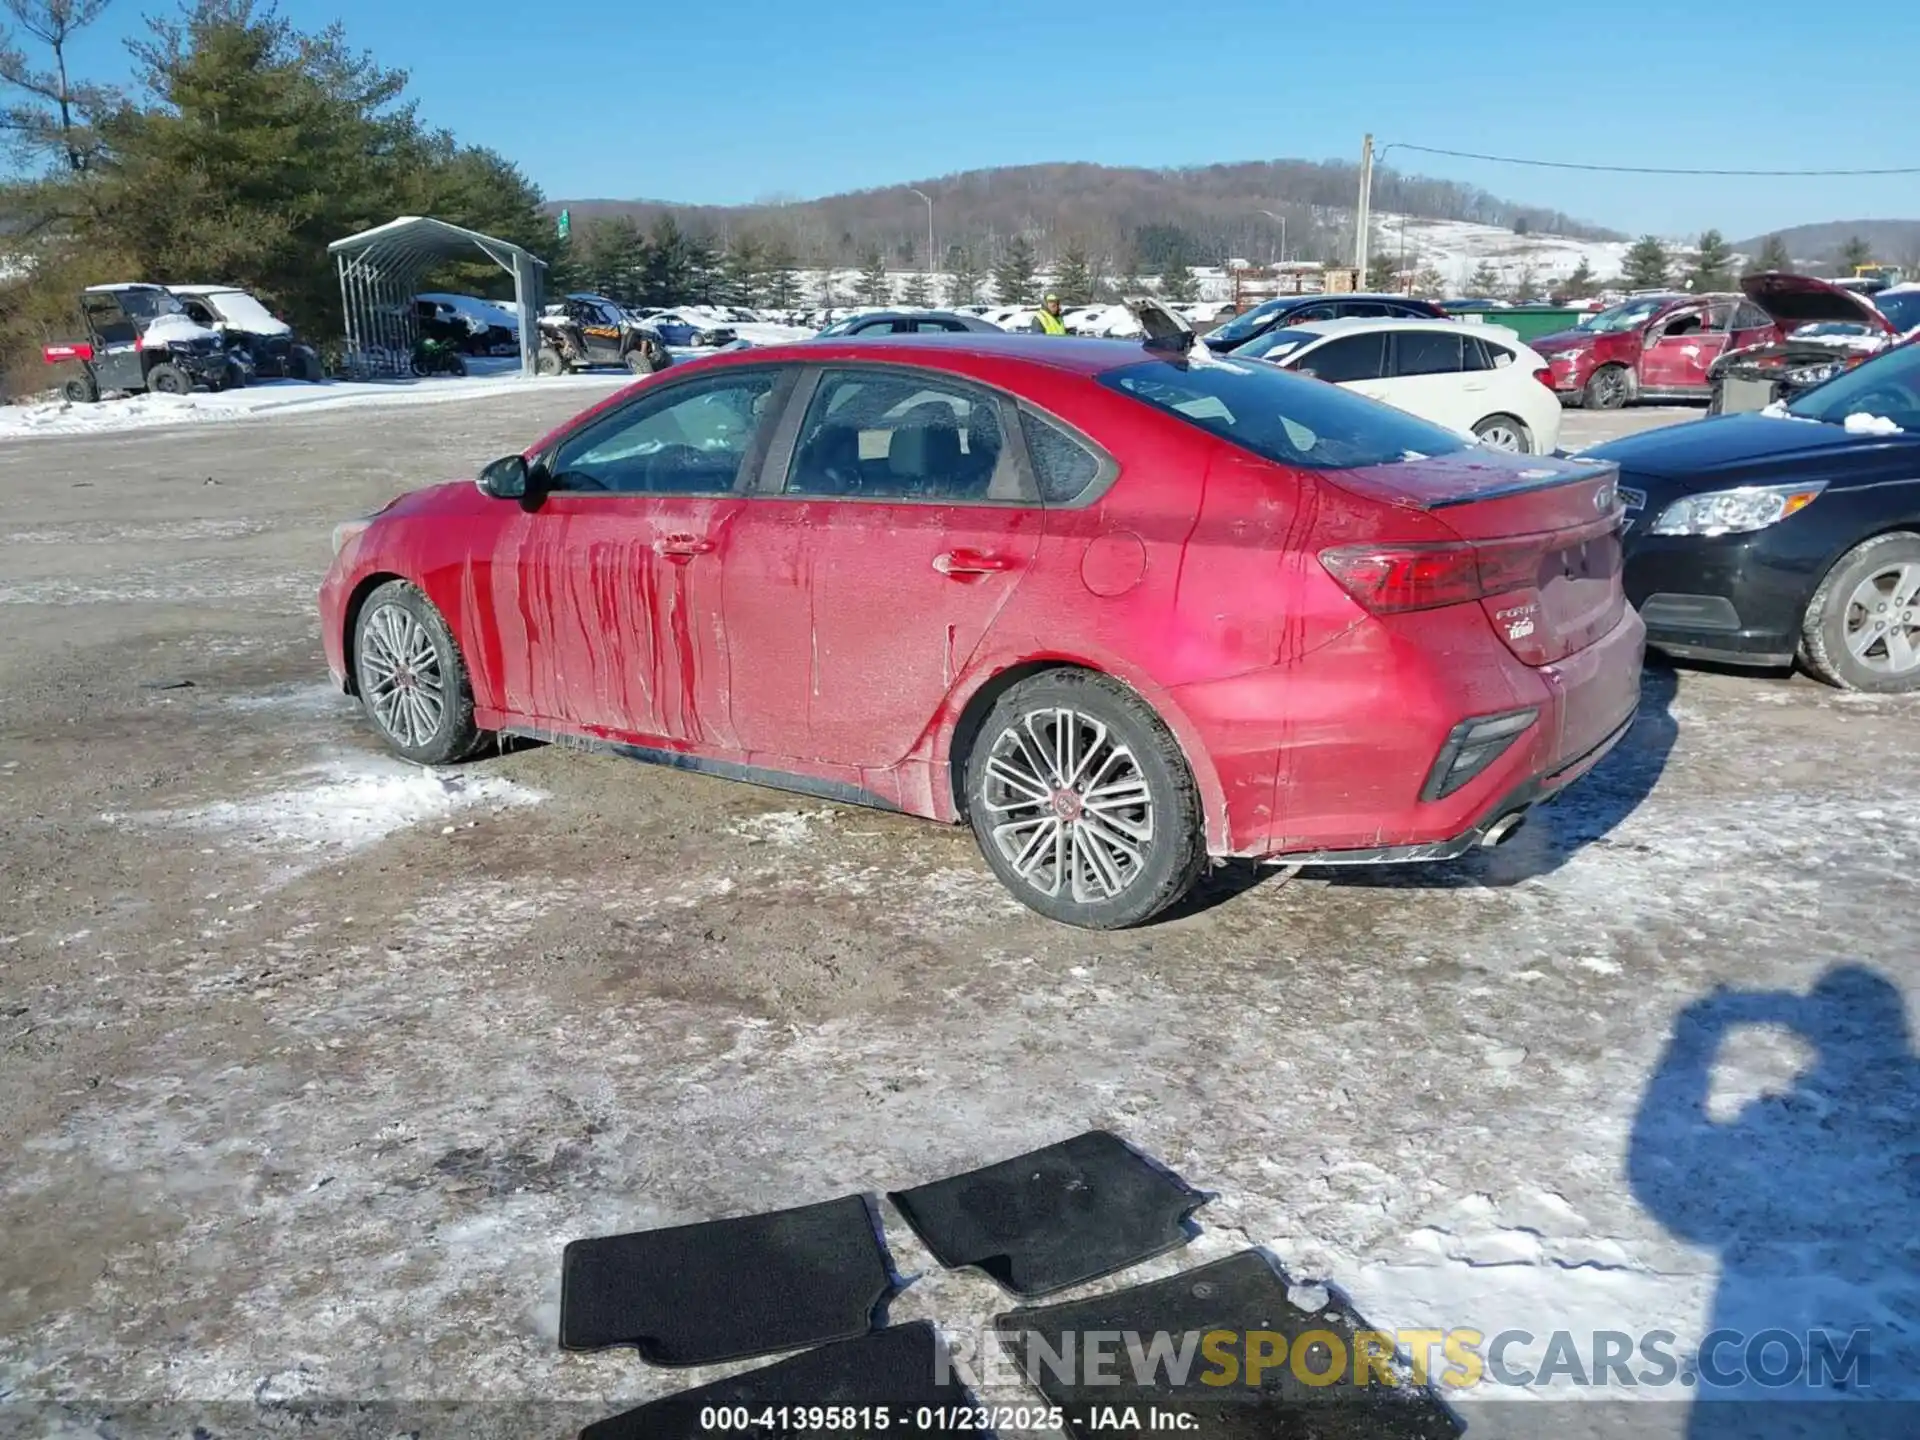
[[1259, 292, 1431, 309], [1271, 315, 1496, 338], [164, 284, 244, 295], [83, 283, 169, 294], [724, 331, 1153, 376]]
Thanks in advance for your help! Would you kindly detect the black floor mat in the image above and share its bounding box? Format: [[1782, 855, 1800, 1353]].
[[579, 1321, 976, 1440], [888, 1130, 1205, 1297], [560, 1193, 892, 1365], [993, 1250, 1463, 1440]]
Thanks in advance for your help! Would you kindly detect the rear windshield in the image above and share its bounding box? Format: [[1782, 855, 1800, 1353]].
[[1097, 357, 1469, 470]]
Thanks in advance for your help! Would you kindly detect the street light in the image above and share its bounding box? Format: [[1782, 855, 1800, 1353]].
[[1257, 209, 1287, 265], [908, 188, 935, 277]]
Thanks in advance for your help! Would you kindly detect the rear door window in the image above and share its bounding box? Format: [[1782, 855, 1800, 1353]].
[[1019, 410, 1111, 506], [1391, 330, 1464, 377], [784, 369, 1029, 502], [1296, 333, 1388, 383]]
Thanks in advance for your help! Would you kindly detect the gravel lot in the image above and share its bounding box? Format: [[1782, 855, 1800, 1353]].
[[2, 391, 1915, 1439]]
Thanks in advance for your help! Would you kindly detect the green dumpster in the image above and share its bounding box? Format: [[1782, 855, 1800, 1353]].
[[1451, 307, 1586, 344]]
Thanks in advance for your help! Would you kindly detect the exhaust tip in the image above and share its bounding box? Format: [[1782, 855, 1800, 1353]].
[[1480, 812, 1528, 848]]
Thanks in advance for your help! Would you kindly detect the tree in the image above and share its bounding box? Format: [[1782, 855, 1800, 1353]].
[[1564, 258, 1598, 299], [719, 231, 765, 307], [1466, 260, 1501, 298], [576, 216, 645, 302], [1365, 251, 1400, 292], [942, 243, 983, 306], [1510, 265, 1540, 304], [0, 0, 119, 175], [1159, 249, 1198, 303], [1687, 229, 1734, 291], [1838, 235, 1873, 273], [1623, 235, 1671, 289], [1053, 239, 1095, 305], [992, 234, 1038, 303], [1746, 233, 1792, 276], [761, 231, 801, 309], [637, 214, 699, 305], [1410, 266, 1444, 297], [898, 269, 930, 307], [856, 246, 890, 305]]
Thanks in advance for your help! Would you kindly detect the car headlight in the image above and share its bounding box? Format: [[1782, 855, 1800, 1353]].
[[1648, 481, 1828, 537], [1786, 362, 1841, 387]]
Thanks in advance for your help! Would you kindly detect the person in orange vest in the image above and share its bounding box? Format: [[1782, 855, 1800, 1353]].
[[1031, 292, 1067, 335]]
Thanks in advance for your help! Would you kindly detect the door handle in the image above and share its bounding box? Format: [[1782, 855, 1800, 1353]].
[[655, 535, 716, 560], [932, 550, 1014, 577]]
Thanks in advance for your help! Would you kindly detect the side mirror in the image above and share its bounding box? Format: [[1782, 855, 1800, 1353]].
[[477, 454, 529, 500]]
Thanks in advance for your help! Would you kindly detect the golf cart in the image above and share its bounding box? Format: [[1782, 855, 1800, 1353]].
[[535, 294, 671, 376], [168, 285, 323, 382], [43, 284, 236, 402]]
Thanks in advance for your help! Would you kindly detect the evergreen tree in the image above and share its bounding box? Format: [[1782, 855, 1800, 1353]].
[[1623, 235, 1672, 289], [1687, 230, 1734, 291], [0, 0, 120, 175], [1054, 240, 1095, 305], [993, 235, 1038, 304], [1511, 265, 1540, 303], [856, 247, 891, 305], [638, 215, 698, 305], [682, 230, 721, 304], [1466, 261, 1502, 298], [576, 217, 645, 302], [942, 244, 984, 306], [1839, 235, 1873, 273], [899, 269, 931, 307], [1159, 247, 1198, 303], [720, 232, 766, 307], [761, 231, 801, 308], [1411, 266, 1445, 297], [1365, 251, 1400, 292], [1564, 258, 1598, 298], [1746, 234, 1793, 276]]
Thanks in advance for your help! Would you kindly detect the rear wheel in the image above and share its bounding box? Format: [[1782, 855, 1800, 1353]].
[[1583, 364, 1629, 411], [62, 373, 99, 404], [1799, 533, 1920, 692], [536, 346, 566, 377], [964, 670, 1206, 929], [146, 363, 190, 396], [1472, 414, 1532, 453], [352, 579, 485, 764]]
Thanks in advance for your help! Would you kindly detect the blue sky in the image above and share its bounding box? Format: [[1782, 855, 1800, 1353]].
[[63, 0, 1920, 241]]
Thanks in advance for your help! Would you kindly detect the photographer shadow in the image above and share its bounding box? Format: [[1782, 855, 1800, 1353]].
[[1628, 967, 1920, 1438]]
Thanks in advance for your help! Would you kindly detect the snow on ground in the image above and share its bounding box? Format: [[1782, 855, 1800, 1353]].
[[0, 362, 627, 441]]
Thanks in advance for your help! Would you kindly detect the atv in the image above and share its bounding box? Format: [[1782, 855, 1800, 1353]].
[[411, 335, 468, 377], [535, 295, 671, 377], [44, 284, 236, 402], [168, 285, 324, 382]]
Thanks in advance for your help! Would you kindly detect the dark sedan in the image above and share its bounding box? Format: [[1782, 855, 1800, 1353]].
[[816, 310, 1005, 336], [1202, 293, 1447, 352], [1589, 338, 1920, 690]]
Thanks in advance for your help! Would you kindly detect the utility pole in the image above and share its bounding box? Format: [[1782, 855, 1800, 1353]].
[[1354, 133, 1374, 277], [908, 188, 935, 279], [1258, 209, 1288, 266]]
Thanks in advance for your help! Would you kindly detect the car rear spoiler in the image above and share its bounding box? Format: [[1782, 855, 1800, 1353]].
[[1123, 295, 1195, 354]]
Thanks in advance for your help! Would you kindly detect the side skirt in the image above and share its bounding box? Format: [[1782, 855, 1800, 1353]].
[[499, 725, 905, 815]]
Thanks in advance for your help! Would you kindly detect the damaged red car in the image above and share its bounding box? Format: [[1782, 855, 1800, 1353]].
[[320, 334, 1643, 928]]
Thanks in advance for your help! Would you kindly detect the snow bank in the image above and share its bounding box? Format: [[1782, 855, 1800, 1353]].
[[0, 365, 627, 442]]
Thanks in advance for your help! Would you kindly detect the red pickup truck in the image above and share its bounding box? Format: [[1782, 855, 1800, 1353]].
[[1531, 274, 1896, 409]]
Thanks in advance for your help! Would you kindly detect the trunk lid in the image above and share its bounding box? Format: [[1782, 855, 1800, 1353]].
[[1324, 450, 1627, 666]]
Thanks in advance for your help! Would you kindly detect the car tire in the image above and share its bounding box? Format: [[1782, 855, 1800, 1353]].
[[964, 670, 1206, 929], [1472, 414, 1532, 453], [351, 579, 486, 764], [1583, 365, 1629, 410], [146, 363, 190, 396], [63, 374, 99, 404], [536, 346, 566, 377], [624, 346, 661, 375], [1798, 532, 1920, 693]]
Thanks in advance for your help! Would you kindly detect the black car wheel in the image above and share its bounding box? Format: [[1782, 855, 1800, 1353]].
[[624, 345, 661, 375], [62, 374, 99, 404], [146, 363, 190, 395], [536, 346, 566, 377], [352, 580, 486, 764], [1583, 365, 1629, 411], [1800, 533, 1920, 692], [964, 670, 1206, 929]]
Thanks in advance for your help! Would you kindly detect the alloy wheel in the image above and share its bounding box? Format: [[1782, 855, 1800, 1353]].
[[360, 602, 448, 748], [1843, 562, 1920, 676], [979, 707, 1154, 903], [1476, 422, 1524, 452]]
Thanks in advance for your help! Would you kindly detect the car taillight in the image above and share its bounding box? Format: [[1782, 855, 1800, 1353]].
[[1318, 538, 1543, 615], [1533, 366, 1556, 390]]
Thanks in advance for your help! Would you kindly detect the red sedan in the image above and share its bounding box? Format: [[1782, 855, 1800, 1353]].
[[320, 334, 1644, 928]]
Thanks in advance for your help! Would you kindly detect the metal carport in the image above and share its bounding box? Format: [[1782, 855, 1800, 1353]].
[[328, 216, 546, 379]]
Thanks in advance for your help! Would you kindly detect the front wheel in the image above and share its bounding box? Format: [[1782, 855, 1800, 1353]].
[[352, 580, 486, 763], [63, 373, 99, 404], [1583, 365, 1629, 411], [964, 670, 1206, 929], [1799, 533, 1920, 692], [536, 346, 566, 377], [146, 362, 190, 395]]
